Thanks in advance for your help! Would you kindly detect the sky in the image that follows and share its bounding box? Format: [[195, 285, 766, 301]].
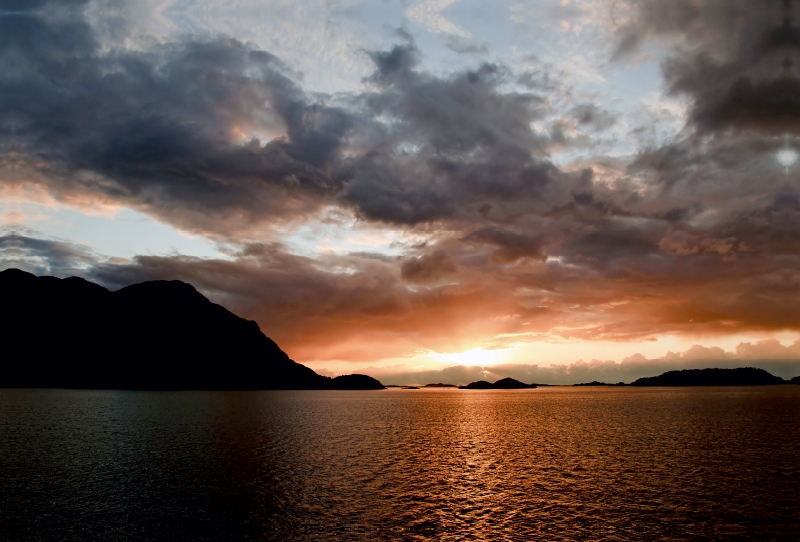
[[4, 0, 800, 384]]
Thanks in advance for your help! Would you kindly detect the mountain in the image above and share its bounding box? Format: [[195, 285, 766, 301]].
[[790, 376, 800, 384], [459, 377, 537, 389], [0, 269, 384, 390], [630, 368, 784, 387]]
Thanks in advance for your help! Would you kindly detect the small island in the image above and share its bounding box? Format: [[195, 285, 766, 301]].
[[329, 374, 386, 390], [573, 381, 627, 386], [631, 367, 785, 387], [459, 377, 537, 389], [423, 383, 458, 388]]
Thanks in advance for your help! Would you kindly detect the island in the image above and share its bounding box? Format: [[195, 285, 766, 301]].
[[459, 377, 537, 389], [630, 368, 785, 387], [329, 374, 386, 390], [0, 269, 385, 391], [423, 383, 457, 388]]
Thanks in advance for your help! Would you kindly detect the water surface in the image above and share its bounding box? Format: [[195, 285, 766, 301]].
[[2, 387, 799, 540]]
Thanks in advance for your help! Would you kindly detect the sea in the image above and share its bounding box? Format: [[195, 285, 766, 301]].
[[2, 386, 799, 541]]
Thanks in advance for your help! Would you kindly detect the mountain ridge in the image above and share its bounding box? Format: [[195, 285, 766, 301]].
[[0, 269, 384, 390]]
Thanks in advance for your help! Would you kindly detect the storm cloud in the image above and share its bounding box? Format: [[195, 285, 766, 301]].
[[1, 3, 581, 236], [616, 0, 800, 134], [2, 3, 351, 234]]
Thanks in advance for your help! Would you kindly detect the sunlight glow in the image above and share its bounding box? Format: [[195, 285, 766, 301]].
[[435, 348, 507, 367], [776, 149, 798, 170]]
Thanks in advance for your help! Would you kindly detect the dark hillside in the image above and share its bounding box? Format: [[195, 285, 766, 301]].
[[0, 269, 383, 390]]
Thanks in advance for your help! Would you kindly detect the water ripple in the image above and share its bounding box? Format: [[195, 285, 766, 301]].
[[2, 387, 799, 540]]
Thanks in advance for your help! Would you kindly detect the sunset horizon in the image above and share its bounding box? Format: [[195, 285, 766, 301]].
[[8, 264, 800, 386], [5, 0, 800, 388]]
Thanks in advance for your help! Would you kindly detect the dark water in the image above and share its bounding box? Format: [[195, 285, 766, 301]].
[[2, 387, 799, 541]]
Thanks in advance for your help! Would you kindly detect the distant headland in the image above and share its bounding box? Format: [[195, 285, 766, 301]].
[[0, 269, 384, 391], [571, 368, 797, 387], [630, 367, 786, 387]]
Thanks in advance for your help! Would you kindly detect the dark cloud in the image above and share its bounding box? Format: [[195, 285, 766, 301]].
[[617, 0, 800, 134], [463, 228, 547, 263], [339, 44, 580, 225], [400, 250, 457, 284], [1, 5, 590, 236], [665, 55, 800, 134], [569, 104, 617, 132], [2, 6, 350, 233]]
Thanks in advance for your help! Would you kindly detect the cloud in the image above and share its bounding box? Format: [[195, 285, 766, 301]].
[[2, 6, 351, 235], [405, 0, 471, 39], [79, 241, 519, 362], [735, 338, 800, 359], [400, 250, 457, 284], [462, 228, 546, 263], [615, 0, 800, 135], [569, 103, 618, 132], [339, 44, 580, 225], [3, 4, 583, 238], [0, 227, 98, 277]]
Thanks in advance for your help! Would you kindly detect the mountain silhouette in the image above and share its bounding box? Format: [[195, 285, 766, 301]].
[[0, 269, 384, 390], [459, 377, 537, 389], [630, 368, 784, 387], [790, 376, 800, 384]]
